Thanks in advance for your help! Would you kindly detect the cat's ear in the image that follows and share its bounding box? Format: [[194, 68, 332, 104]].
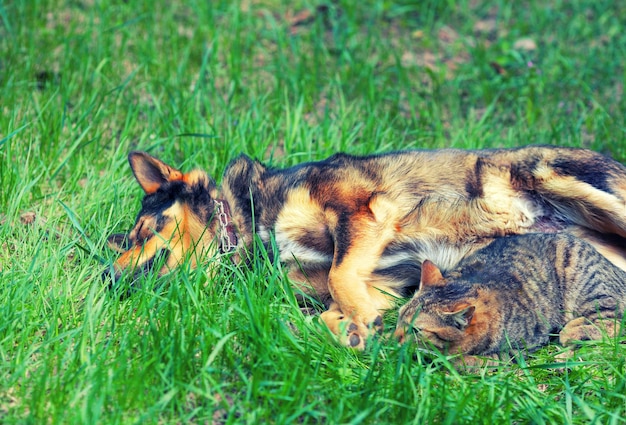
[[420, 260, 445, 288], [128, 151, 184, 194], [446, 305, 475, 330]]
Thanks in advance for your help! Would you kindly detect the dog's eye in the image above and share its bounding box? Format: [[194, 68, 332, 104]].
[[131, 219, 155, 245], [132, 220, 144, 242]]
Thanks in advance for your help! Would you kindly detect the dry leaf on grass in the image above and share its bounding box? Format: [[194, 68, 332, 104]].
[[20, 212, 36, 225], [287, 5, 330, 35], [473, 19, 497, 35], [514, 37, 537, 51], [489, 61, 507, 76], [438, 25, 458, 43], [212, 393, 236, 425]]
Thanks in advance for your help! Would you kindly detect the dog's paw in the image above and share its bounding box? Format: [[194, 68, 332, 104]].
[[346, 316, 383, 349], [321, 310, 383, 349], [345, 322, 364, 349]]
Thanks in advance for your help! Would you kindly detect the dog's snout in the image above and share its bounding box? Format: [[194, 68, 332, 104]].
[[101, 265, 123, 287]]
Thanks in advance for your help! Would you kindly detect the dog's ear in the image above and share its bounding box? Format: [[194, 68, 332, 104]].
[[107, 233, 131, 253], [128, 151, 184, 194]]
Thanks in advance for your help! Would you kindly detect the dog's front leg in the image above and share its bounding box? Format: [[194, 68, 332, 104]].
[[322, 203, 399, 348], [323, 246, 391, 348], [320, 301, 379, 349]]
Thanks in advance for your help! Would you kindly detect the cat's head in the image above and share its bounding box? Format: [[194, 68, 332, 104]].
[[395, 260, 489, 355]]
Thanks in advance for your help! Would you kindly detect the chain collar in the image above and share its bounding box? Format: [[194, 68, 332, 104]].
[[215, 199, 238, 253]]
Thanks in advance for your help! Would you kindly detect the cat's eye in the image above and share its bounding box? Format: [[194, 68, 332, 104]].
[[431, 331, 450, 342], [420, 330, 449, 347]]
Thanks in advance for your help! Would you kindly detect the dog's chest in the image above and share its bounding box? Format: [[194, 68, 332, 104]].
[[257, 186, 335, 266], [271, 224, 334, 266], [261, 185, 410, 269]]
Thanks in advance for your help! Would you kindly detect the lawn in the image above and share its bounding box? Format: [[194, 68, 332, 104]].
[[1, 0, 626, 423]]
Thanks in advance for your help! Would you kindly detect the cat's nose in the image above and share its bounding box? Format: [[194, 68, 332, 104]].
[[394, 326, 407, 344]]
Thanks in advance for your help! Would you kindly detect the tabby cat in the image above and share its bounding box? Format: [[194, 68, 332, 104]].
[[395, 233, 626, 356]]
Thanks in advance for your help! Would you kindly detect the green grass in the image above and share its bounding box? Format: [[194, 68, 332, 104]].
[[2, 0, 626, 423]]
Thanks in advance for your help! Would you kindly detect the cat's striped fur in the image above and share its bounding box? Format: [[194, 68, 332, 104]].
[[396, 233, 626, 356]]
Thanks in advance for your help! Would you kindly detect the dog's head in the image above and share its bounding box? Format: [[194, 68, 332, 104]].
[[103, 151, 229, 282]]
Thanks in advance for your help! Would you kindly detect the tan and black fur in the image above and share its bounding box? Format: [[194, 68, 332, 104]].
[[395, 233, 626, 357], [104, 146, 626, 348]]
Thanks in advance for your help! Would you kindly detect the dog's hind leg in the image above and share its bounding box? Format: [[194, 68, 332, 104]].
[[531, 155, 626, 237], [566, 227, 626, 272]]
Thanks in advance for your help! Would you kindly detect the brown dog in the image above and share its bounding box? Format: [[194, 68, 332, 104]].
[[104, 146, 626, 348]]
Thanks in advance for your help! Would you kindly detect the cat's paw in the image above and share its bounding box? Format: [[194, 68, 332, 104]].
[[453, 354, 504, 373], [559, 317, 613, 346]]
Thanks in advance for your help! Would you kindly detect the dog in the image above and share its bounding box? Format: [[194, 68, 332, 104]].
[[103, 146, 626, 348]]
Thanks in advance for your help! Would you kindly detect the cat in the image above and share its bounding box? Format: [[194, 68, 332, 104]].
[[395, 233, 626, 357]]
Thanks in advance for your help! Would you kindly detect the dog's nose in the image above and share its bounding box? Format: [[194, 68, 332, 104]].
[[101, 266, 121, 286], [101, 265, 138, 298], [101, 267, 112, 282]]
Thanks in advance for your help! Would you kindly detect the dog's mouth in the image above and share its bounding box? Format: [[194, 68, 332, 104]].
[[102, 248, 171, 294]]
